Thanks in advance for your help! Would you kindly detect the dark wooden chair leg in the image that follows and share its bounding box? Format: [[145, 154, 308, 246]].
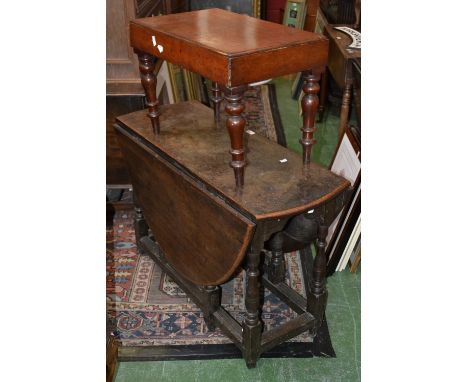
[[201, 285, 221, 331], [210, 81, 223, 129], [242, 234, 264, 368], [224, 85, 247, 187], [338, 79, 353, 141], [136, 51, 160, 134], [300, 70, 321, 164], [267, 233, 286, 284], [307, 224, 329, 337], [318, 68, 329, 122]]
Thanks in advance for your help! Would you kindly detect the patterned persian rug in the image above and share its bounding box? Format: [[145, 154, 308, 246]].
[[106, 83, 335, 359], [107, 210, 335, 358]]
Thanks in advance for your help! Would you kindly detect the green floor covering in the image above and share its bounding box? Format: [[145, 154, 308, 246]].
[[115, 76, 361, 382]]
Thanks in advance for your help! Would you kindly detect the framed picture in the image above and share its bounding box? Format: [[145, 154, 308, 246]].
[[167, 62, 209, 105], [325, 126, 361, 275], [156, 61, 175, 105], [336, 213, 361, 272], [190, 1, 260, 17], [168, 62, 185, 103], [349, 234, 361, 273], [283, 0, 307, 29]]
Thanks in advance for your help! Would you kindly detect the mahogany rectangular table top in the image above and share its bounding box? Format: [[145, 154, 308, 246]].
[[115, 101, 349, 221], [130, 8, 329, 87]]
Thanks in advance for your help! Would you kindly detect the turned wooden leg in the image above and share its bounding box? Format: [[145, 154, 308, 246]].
[[202, 285, 221, 332], [210, 82, 222, 129], [300, 71, 321, 164], [133, 192, 149, 253], [338, 79, 353, 141], [307, 224, 329, 337], [318, 69, 329, 122], [137, 52, 160, 135], [224, 86, 247, 187], [242, 239, 263, 368], [267, 233, 285, 284]]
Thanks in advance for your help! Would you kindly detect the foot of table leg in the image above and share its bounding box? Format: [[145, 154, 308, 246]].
[[300, 71, 320, 164], [338, 80, 352, 141], [137, 52, 160, 135], [224, 86, 247, 187], [202, 285, 221, 332], [308, 224, 329, 336], [242, 244, 263, 368], [210, 82, 223, 129]]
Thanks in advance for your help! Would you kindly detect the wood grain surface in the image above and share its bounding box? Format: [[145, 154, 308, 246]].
[[130, 8, 328, 86], [115, 122, 254, 285], [116, 101, 349, 221]]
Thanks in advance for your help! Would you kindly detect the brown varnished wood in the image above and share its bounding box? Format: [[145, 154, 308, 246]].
[[115, 124, 254, 285], [308, 224, 329, 334], [201, 285, 221, 331], [114, 8, 351, 369], [321, 24, 361, 140], [136, 52, 160, 134], [129, 8, 328, 87], [106, 319, 118, 382], [116, 101, 350, 221], [339, 79, 353, 140], [324, 24, 360, 87], [224, 86, 247, 188], [262, 276, 307, 315], [242, 227, 265, 368], [300, 71, 320, 164], [260, 313, 315, 354], [115, 103, 350, 366], [139, 236, 244, 348]]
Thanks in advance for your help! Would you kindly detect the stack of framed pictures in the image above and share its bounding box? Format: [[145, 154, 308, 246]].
[[326, 126, 361, 275], [167, 63, 210, 105], [155, 61, 175, 105], [336, 213, 360, 272]]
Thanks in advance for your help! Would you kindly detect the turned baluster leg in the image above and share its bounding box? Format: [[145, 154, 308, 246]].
[[210, 81, 223, 129], [300, 71, 321, 164], [137, 52, 160, 134], [224, 86, 247, 187], [242, 235, 263, 368], [338, 78, 353, 141], [308, 224, 329, 337], [267, 233, 286, 284], [202, 285, 221, 332]]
